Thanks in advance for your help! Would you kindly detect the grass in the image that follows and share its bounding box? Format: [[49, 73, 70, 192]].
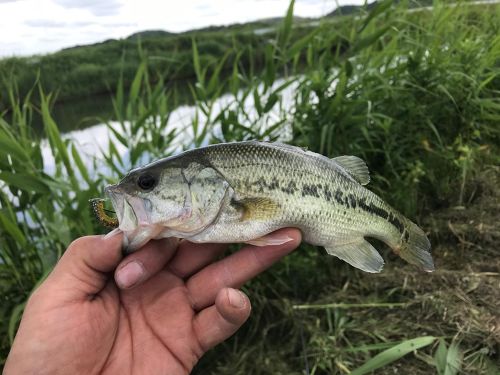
[[1, 0, 500, 372]]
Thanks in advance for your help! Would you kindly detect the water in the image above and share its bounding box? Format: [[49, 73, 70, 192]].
[[36, 93, 117, 134], [32, 81, 197, 134]]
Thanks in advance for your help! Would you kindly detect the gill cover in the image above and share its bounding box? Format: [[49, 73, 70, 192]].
[[176, 162, 230, 234]]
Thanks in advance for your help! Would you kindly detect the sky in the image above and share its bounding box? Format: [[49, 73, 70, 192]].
[[0, 0, 368, 57]]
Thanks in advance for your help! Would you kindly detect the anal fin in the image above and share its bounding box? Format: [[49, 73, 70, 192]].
[[325, 240, 384, 273]]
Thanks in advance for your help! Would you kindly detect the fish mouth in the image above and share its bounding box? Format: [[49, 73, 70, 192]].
[[105, 184, 151, 231]]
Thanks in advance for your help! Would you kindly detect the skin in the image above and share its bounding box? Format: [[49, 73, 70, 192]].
[[4, 228, 301, 375]]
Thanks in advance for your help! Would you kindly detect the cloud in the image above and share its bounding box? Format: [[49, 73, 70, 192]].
[[25, 19, 67, 27], [106, 21, 136, 28], [53, 0, 123, 16], [25, 19, 96, 28]]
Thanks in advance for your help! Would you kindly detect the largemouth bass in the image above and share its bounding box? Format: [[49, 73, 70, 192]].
[[104, 141, 434, 273]]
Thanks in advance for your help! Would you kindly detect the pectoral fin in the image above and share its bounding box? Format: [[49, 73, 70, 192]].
[[234, 197, 280, 221], [325, 239, 384, 273]]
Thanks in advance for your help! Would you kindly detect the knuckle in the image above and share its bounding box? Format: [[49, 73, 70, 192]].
[[67, 236, 95, 253]]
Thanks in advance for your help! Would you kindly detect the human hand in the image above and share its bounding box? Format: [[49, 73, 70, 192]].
[[4, 229, 301, 375]]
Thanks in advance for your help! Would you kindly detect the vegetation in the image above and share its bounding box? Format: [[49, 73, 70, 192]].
[[1, 0, 499, 373]]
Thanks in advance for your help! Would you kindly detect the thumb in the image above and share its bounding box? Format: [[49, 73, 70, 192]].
[[43, 234, 123, 300], [193, 288, 251, 352]]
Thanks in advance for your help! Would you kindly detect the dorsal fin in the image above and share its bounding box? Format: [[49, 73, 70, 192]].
[[270, 142, 370, 185], [332, 155, 370, 185]]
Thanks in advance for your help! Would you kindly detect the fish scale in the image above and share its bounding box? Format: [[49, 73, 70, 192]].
[[104, 141, 434, 273]]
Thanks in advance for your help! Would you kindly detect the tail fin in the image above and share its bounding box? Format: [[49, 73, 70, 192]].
[[398, 219, 434, 272]]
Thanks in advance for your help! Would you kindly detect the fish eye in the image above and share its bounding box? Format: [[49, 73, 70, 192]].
[[137, 174, 157, 191]]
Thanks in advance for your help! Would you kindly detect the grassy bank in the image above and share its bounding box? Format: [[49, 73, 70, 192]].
[[1, 0, 499, 372]]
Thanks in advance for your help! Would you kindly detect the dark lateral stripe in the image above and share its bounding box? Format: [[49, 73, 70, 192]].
[[358, 197, 370, 211], [403, 229, 410, 242], [369, 203, 389, 220], [348, 194, 357, 209], [324, 186, 333, 202], [334, 189, 344, 205], [357, 197, 405, 234], [281, 180, 297, 194], [268, 177, 280, 190], [388, 212, 405, 234], [302, 183, 320, 198]]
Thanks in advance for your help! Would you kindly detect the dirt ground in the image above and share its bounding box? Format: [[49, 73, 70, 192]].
[[296, 166, 500, 374], [356, 166, 500, 373]]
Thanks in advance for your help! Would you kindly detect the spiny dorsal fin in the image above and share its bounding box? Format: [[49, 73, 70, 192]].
[[325, 239, 384, 273], [332, 155, 370, 185], [234, 197, 280, 221]]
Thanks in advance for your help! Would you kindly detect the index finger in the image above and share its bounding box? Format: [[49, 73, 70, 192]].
[[186, 228, 301, 310]]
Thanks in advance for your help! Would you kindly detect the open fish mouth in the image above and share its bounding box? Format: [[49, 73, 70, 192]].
[[105, 185, 151, 231]]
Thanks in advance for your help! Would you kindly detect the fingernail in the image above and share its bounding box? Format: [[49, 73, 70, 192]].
[[227, 289, 246, 309], [103, 228, 122, 240], [266, 233, 294, 244], [116, 261, 145, 289]]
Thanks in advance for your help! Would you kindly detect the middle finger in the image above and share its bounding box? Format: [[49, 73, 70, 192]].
[[167, 241, 228, 279]]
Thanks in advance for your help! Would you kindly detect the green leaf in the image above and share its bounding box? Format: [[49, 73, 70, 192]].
[[264, 44, 276, 87], [358, 0, 393, 34], [8, 302, 26, 344], [263, 93, 279, 113], [0, 172, 50, 194], [40, 92, 76, 186], [288, 28, 320, 58], [0, 121, 30, 163], [0, 210, 27, 246], [192, 38, 203, 84], [106, 122, 129, 148], [351, 25, 392, 55], [279, 0, 295, 48], [435, 338, 448, 374], [70, 144, 91, 185], [207, 50, 231, 95], [130, 61, 146, 102], [350, 336, 436, 375], [253, 88, 263, 116], [444, 341, 462, 375]]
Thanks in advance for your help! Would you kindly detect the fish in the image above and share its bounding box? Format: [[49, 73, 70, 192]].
[[104, 141, 434, 273]]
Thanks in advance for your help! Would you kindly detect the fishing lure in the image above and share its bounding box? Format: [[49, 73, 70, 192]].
[[90, 198, 118, 228]]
